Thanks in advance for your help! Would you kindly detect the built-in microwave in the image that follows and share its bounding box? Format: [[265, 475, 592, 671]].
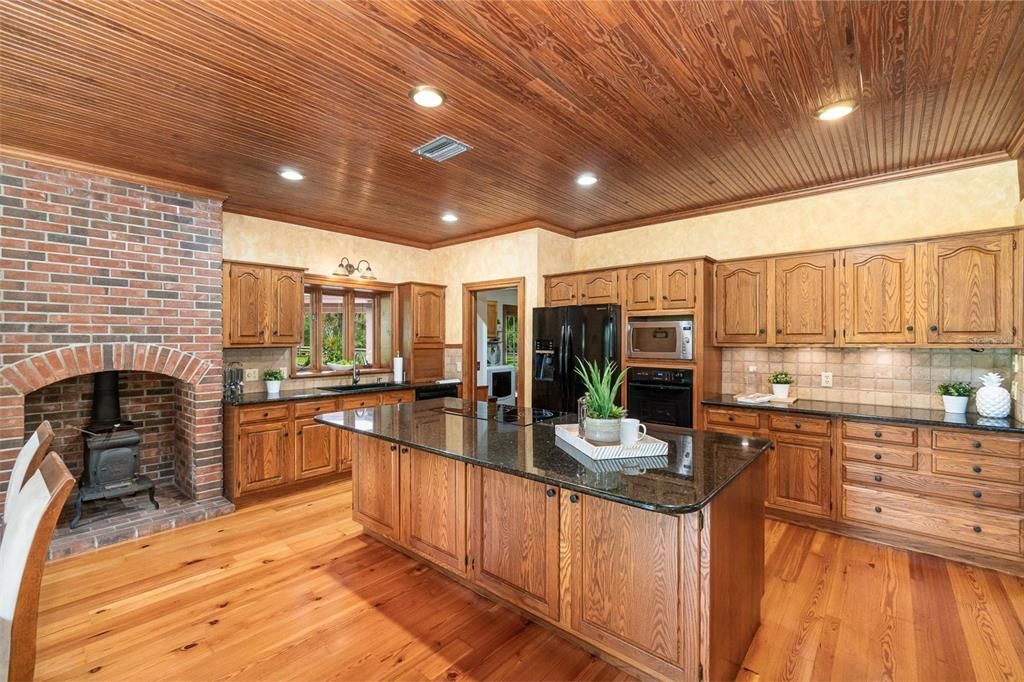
[[627, 319, 693, 361]]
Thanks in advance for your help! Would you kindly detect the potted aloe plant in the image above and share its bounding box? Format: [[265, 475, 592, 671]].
[[937, 381, 974, 414], [769, 370, 794, 399], [575, 358, 627, 444], [263, 368, 284, 395]]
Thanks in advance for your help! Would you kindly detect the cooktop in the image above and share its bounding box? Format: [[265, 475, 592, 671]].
[[436, 402, 563, 426]]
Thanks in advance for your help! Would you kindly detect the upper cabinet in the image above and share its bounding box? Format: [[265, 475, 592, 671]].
[[714, 259, 768, 345], [398, 282, 447, 383], [774, 253, 835, 345], [840, 244, 917, 345], [545, 275, 578, 305], [624, 266, 658, 311], [410, 284, 445, 344], [224, 261, 305, 348], [578, 269, 619, 304], [624, 260, 698, 313], [923, 232, 1018, 345]]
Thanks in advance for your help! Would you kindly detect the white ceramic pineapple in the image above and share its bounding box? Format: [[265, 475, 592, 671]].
[[976, 372, 1011, 418]]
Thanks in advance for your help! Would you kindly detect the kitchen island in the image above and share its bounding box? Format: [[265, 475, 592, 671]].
[[317, 399, 771, 681]]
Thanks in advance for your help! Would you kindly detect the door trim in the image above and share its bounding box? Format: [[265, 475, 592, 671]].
[[462, 277, 526, 405]]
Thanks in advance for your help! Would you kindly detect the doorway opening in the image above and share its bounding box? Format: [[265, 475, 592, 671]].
[[462, 278, 525, 406]]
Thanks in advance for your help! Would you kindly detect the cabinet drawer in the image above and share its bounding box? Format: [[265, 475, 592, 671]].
[[842, 420, 917, 446], [380, 389, 414, 406], [932, 453, 1023, 484], [842, 485, 1022, 556], [768, 414, 831, 436], [931, 430, 1022, 459], [843, 463, 1024, 511], [340, 393, 384, 410], [705, 408, 759, 430], [842, 442, 918, 470], [294, 398, 338, 418], [238, 403, 290, 424]]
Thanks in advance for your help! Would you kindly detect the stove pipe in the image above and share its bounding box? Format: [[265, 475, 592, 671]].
[[89, 371, 123, 432]]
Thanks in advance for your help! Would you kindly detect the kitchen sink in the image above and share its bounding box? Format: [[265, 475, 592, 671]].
[[318, 382, 405, 394]]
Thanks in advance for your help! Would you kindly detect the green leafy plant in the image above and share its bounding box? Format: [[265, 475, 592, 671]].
[[263, 369, 284, 381], [936, 381, 974, 397], [575, 359, 627, 419], [768, 371, 794, 385]]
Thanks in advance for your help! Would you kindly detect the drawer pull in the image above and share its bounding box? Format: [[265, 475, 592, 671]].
[[389, 444, 397, 452], [400, 447, 409, 454], [874, 431, 883, 438], [874, 452, 882, 460], [874, 506, 882, 513], [874, 475, 882, 482], [570, 494, 580, 503], [972, 441, 982, 449], [906, 325, 914, 332], [973, 526, 982, 533], [546, 489, 556, 498], [930, 324, 938, 332], [794, 422, 801, 429], [972, 465, 982, 473], [263, 412, 269, 418], [727, 415, 734, 422], [776, 328, 783, 334], [973, 490, 982, 498]]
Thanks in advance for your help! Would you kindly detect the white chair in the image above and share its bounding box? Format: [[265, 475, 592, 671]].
[[4, 422, 55, 523], [0, 452, 74, 682]]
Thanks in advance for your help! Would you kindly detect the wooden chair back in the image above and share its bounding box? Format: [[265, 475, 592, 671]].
[[3, 421, 55, 523], [0, 452, 74, 682]]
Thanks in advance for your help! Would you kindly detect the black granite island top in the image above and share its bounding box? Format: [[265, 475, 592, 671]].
[[702, 393, 1024, 434], [225, 382, 413, 406], [316, 398, 771, 514]]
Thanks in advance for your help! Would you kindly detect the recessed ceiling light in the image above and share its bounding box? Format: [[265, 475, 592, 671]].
[[576, 172, 598, 186], [441, 212, 458, 223], [410, 85, 446, 108], [813, 100, 858, 121], [279, 168, 304, 181]]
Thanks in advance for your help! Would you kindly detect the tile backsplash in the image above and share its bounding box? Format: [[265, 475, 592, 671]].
[[722, 348, 1020, 413]]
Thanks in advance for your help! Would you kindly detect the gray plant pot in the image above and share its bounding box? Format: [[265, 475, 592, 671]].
[[584, 417, 622, 444]]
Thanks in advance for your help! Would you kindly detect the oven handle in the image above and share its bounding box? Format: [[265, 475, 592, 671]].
[[628, 382, 692, 390]]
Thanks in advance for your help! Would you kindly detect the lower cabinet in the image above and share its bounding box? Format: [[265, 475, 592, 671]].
[[401, 446, 466, 573], [294, 417, 338, 480], [466, 466, 561, 620], [767, 434, 832, 518], [237, 420, 292, 495], [351, 433, 401, 539]]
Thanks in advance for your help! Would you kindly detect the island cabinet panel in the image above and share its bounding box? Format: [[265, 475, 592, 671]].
[[766, 434, 832, 518], [294, 417, 338, 480], [840, 244, 917, 344], [237, 420, 291, 495], [400, 447, 466, 574], [225, 263, 265, 346], [625, 266, 658, 311], [545, 275, 577, 305], [351, 434, 401, 540], [467, 466, 560, 620], [578, 269, 620, 304], [922, 231, 1018, 345], [564, 491, 685, 678], [714, 260, 768, 345], [773, 253, 835, 344]]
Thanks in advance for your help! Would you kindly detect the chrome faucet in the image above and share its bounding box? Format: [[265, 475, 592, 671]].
[[352, 352, 364, 385]]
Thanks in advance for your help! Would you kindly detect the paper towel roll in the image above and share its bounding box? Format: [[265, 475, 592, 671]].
[[393, 356, 404, 384]]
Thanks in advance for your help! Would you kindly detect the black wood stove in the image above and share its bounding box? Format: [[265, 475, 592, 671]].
[[70, 371, 159, 528]]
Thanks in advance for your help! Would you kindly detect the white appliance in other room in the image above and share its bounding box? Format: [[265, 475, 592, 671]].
[[487, 366, 516, 405]]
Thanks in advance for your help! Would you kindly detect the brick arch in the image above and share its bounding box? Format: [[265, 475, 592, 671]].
[[0, 343, 212, 396]]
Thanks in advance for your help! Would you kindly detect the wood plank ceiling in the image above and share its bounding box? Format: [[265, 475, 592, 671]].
[[2, 0, 1023, 248]]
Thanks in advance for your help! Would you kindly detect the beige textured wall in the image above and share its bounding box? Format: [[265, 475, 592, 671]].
[[573, 161, 1021, 269]]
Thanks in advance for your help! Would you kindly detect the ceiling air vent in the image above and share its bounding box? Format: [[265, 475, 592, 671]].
[[412, 135, 472, 162]]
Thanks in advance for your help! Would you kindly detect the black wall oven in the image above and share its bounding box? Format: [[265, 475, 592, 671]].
[[626, 367, 693, 428]]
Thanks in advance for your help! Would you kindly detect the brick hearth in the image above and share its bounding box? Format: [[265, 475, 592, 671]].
[[0, 153, 231, 555]]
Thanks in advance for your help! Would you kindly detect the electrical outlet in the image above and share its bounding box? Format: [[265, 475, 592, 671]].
[[455, 361, 462, 372], [821, 371, 833, 387], [279, 367, 288, 378], [747, 365, 758, 373], [243, 368, 259, 382]]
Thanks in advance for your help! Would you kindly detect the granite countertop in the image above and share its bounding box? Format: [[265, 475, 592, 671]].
[[226, 382, 414, 406], [702, 394, 1024, 434], [316, 398, 771, 514]]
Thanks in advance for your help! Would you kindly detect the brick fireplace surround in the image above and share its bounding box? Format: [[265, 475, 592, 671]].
[[0, 153, 232, 557]]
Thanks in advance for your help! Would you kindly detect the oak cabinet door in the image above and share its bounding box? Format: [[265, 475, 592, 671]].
[[774, 253, 835, 344], [401, 448, 466, 573], [351, 434, 401, 540], [226, 263, 265, 346], [567, 492, 684, 675], [714, 260, 768, 345], [269, 268, 303, 345], [767, 434, 832, 518], [660, 260, 697, 310], [923, 232, 1017, 345], [578, 269, 619, 304], [338, 430, 352, 472], [412, 285, 445, 344], [625, 266, 658, 312], [841, 244, 916, 344], [546, 275, 578, 306], [467, 467, 560, 620], [294, 417, 338, 480], [237, 420, 291, 494]]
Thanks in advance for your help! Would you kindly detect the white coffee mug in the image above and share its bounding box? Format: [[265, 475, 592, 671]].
[[620, 418, 647, 448]]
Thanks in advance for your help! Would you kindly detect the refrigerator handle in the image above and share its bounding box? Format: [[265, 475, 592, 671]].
[[559, 322, 568, 378]]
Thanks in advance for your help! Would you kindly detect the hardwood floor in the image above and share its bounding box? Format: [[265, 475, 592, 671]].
[[35, 480, 1023, 681]]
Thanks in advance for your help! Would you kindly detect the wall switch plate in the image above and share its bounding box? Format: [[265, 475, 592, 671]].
[[279, 367, 288, 378], [244, 368, 259, 382], [455, 361, 462, 372], [821, 372, 833, 387]]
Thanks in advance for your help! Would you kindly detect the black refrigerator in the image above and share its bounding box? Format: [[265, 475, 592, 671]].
[[532, 304, 621, 413]]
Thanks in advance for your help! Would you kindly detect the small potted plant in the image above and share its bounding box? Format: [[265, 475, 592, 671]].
[[263, 368, 284, 394], [768, 371, 794, 399], [575, 358, 627, 444], [937, 381, 974, 414]]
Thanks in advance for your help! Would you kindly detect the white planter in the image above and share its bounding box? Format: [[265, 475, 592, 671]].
[[584, 417, 622, 444], [265, 380, 282, 394], [771, 383, 791, 399], [941, 395, 968, 414]]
